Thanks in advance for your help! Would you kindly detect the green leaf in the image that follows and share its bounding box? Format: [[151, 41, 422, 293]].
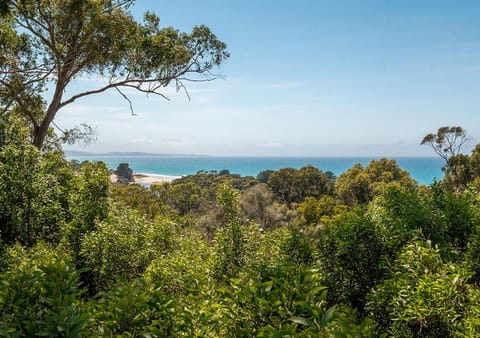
[[264, 281, 273, 292], [308, 286, 327, 298], [322, 305, 336, 325], [290, 316, 309, 326]]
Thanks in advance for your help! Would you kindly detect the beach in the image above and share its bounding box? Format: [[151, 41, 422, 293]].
[[110, 173, 181, 185]]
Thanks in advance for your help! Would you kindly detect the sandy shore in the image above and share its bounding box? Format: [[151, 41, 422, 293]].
[[110, 173, 181, 185]]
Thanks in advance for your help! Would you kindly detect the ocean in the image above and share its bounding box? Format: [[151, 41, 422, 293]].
[[66, 155, 445, 185]]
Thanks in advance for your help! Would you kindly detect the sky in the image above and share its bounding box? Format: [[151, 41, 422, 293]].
[[59, 0, 480, 156]]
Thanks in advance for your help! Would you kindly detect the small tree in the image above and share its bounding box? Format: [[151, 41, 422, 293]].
[[422, 126, 472, 189], [421, 126, 470, 163], [115, 163, 133, 182]]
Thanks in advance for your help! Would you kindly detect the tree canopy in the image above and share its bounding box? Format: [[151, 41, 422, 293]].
[[421, 126, 469, 162], [0, 0, 229, 148], [3, 122, 480, 335]]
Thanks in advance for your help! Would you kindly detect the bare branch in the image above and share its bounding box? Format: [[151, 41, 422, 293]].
[[115, 86, 136, 116], [175, 79, 191, 101], [121, 84, 171, 100], [59, 77, 172, 108], [51, 120, 65, 133]]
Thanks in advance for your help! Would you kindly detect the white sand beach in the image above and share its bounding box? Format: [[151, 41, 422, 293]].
[[133, 173, 181, 184], [110, 173, 181, 185]]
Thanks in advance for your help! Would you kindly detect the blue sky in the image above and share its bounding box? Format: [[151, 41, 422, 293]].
[[59, 0, 480, 156]]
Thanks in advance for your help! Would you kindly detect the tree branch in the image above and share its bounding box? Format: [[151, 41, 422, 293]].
[[115, 86, 136, 116]]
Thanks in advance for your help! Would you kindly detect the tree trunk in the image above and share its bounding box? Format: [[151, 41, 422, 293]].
[[32, 79, 65, 148], [33, 105, 58, 148]]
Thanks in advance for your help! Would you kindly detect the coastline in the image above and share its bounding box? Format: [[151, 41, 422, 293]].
[[75, 156, 443, 185], [110, 173, 182, 185]]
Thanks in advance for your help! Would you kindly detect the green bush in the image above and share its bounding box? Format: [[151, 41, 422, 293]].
[[215, 265, 335, 336], [0, 243, 87, 337], [367, 241, 480, 337], [212, 221, 261, 283], [317, 209, 387, 311], [0, 120, 71, 246], [62, 161, 110, 260], [144, 229, 212, 297], [80, 204, 176, 291], [86, 279, 189, 336], [368, 185, 442, 259]]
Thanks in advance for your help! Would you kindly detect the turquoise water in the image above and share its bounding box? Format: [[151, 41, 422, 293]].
[[67, 155, 445, 185]]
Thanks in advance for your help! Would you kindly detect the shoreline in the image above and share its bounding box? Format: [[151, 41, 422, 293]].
[[110, 173, 182, 185]]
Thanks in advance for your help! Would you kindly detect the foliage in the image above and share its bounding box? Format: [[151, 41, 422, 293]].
[[317, 209, 387, 311], [469, 144, 480, 179], [0, 118, 71, 246], [3, 115, 480, 337], [466, 224, 480, 284], [110, 183, 173, 219], [297, 195, 347, 227], [422, 126, 471, 189], [62, 161, 110, 259], [144, 228, 212, 298], [444, 154, 474, 189], [437, 186, 480, 255], [169, 182, 208, 216], [280, 229, 314, 267], [80, 204, 176, 291], [334, 164, 370, 206], [212, 219, 257, 283], [171, 170, 258, 194], [335, 158, 416, 206], [0, 243, 87, 337], [240, 183, 273, 224], [86, 279, 189, 337], [194, 183, 242, 238], [368, 185, 442, 258], [256, 169, 274, 183], [150, 172, 258, 230], [268, 165, 334, 205], [114, 163, 133, 182], [367, 241, 480, 337], [238, 183, 295, 230], [216, 264, 336, 336]]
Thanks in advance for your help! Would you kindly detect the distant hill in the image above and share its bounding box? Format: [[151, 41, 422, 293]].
[[65, 150, 208, 157]]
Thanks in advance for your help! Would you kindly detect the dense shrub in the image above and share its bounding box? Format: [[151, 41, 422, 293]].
[[144, 229, 212, 297], [80, 204, 176, 291], [0, 120, 71, 246], [0, 243, 87, 336], [86, 279, 188, 336], [367, 241, 480, 337], [317, 210, 387, 311]]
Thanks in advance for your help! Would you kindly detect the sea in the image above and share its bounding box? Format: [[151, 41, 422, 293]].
[[66, 154, 445, 185]]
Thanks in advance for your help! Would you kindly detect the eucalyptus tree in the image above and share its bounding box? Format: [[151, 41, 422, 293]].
[[421, 126, 469, 163], [0, 0, 229, 148], [422, 126, 472, 189]]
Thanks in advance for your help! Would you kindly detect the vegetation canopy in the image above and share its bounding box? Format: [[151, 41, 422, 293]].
[[2, 0, 480, 334], [2, 120, 480, 335]]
